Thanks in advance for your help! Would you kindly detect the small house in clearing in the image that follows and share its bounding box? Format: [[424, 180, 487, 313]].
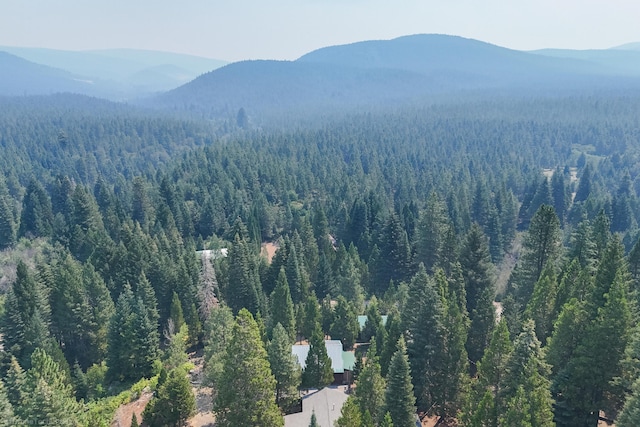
[[292, 340, 356, 385]]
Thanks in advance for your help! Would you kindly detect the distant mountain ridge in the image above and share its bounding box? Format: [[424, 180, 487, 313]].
[[153, 34, 640, 118], [0, 51, 97, 96], [4, 34, 640, 110], [0, 46, 227, 98], [612, 42, 640, 51]]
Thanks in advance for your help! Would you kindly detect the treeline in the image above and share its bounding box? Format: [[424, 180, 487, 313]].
[[1, 95, 640, 425]]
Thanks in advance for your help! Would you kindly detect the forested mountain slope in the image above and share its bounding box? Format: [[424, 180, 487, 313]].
[[153, 34, 640, 120], [0, 46, 227, 96], [2, 71, 640, 425], [0, 52, 97, 96]]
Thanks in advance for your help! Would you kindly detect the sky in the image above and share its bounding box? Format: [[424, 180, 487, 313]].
[[1, 0, 639, 61]]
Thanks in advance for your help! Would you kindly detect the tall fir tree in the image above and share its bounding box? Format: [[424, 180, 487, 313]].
[[618, 378, 640, 427], [0, 189, 16, 250], [552, 268, 631, 426], [226, 232, 261, 315], [20, 348, 82, 427], [335, 396, 363, 427], [329, 296, 360, 350], [415, 192, 450, 273], [268, 323, 301, 411], [302, 322, 334, 389], [354, 344, 386, 425], [459, 224, 496, 363], [510, 205, 561, 306], [466, 319, 513, 427], [405, 265, 447, 413], [302, 293, 321, 340], [0, 379, 16, 427], [107, 284, 159, 381], [270, 268, 296, 342], [214, 309, 283, 427], [203, 305, 235, 388], [143, 367, 196, 427], [2, 261, 52, 367], [19, 179, 53, 238], [524, 262, 559, 344], [502, 320, 554, 427], [384, 337, 417, 427]]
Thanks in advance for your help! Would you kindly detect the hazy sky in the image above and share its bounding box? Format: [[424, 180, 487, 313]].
[[1, 0, 639, 61]]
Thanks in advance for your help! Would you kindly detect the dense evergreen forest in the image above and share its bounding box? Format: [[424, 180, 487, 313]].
[[2, 92, 640, 427]]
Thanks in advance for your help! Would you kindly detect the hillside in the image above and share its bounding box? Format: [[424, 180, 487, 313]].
[[0, 51, 97, 96], [531, 47, 640, 76], [153, 34, 640, 120], [0, 46, 227, 97]]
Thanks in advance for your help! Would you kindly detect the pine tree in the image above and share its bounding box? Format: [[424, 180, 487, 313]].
[[302, 293, 321, 340], [354, 350, 386, 425], [467, 319, 513, 427], [143, 367, 196, 427], [499, 386, 532, 427], [567, 219, 597, 270], [405, 265, 446, 413], [552, 269, 631, 426], [268, 323, 301, 411], [551, 167, 569, 224], [136, 271, 160, 330], [510, 205, 561, 306], [308, 410, 319, 427], [18, 179, 53, 238], [380, 309, 402, 377], [72, 361, 88, 401], [0, 190, 16, 250], [4, 356, 25, 410], [203, 305, 234, 388], [503, 320, 554, 427], [226, 233, 261, 315], [374, 214, 412, 295], [169, 291, 186, 332], [107, 284, 159, 381], [315, 252, 335, 299], [618, 378, 640, 427], [21, 348, 82, 427], [2, 261, 51, 366], [362, 296, 383, 343], [330, 296, 359, 349], [83, 263, 115, 366], [573, 164, 592, 203], [270, 268, 296, 342], [380, 412, 394, 427], [320, 295, 334, 336], [163, 324, 189, 370], [214, 309, 283, 427], [524, 262, 558, 344], [285, 242, 309, 304], [48, 253, 114, 369], [130, 296, 161, 378], [545, 298, 588, 378], [335, 396, 363, 427], [436, 268, 470, 420], [0, 379, 16, 427], [335, 249, 365, 313], [385, 337, 417, 427], [302, 322, 333, 389], [459, 224, 496, 362], [415, 192, 450, 273], [143, 368, 196, 427]]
